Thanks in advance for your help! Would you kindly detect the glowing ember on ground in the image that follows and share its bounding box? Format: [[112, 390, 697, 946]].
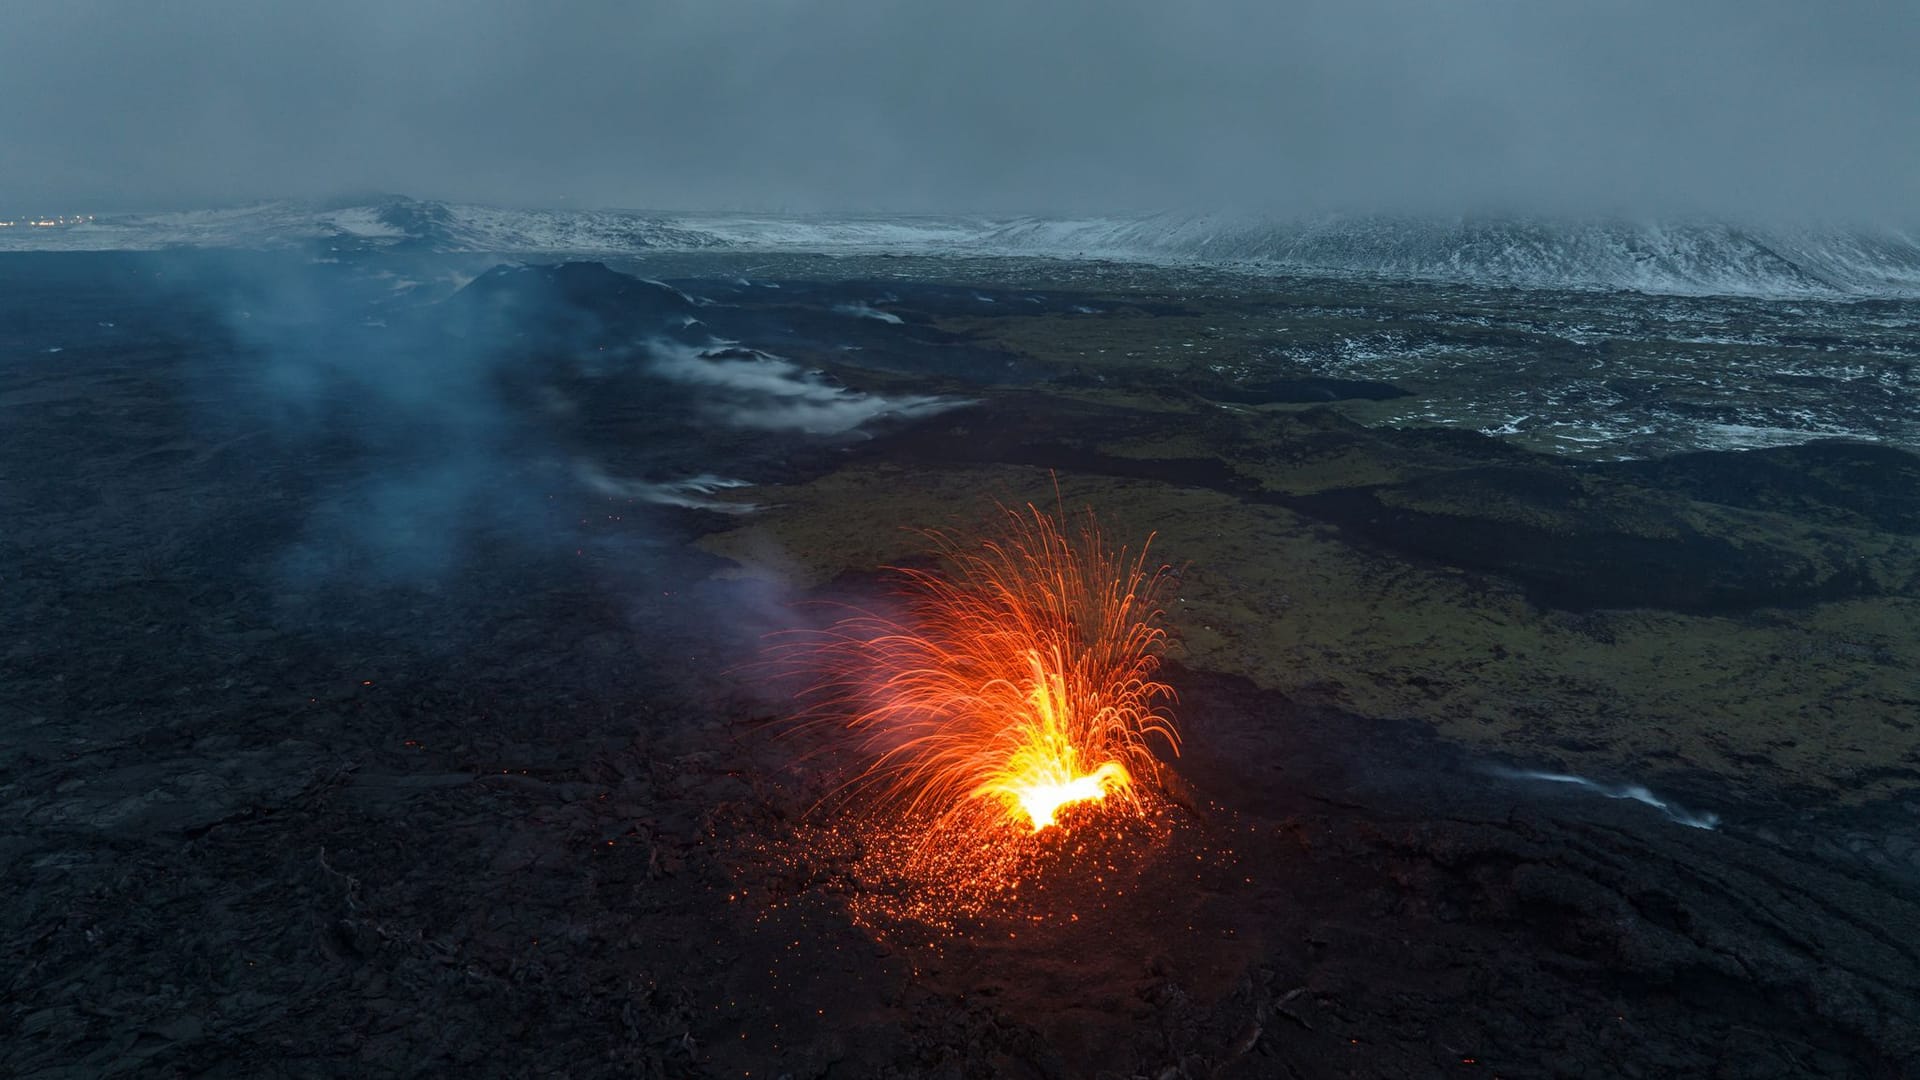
[[780, 789, 1199, 938], [796, 499, 1180, 838]]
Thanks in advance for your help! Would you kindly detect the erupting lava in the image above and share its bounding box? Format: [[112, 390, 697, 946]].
[[805, 500, 1179, 835]]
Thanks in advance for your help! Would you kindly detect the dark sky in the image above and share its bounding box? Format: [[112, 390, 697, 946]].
[[4, 0, 1915, 218]]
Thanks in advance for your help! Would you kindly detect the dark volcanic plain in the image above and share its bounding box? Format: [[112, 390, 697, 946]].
[[3, 249, 1918, 1078]]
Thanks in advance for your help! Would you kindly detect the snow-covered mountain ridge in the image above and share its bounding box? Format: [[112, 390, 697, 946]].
[[6, 196, 1917, 299]]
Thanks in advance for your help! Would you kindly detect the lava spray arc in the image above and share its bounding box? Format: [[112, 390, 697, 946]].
[[801, 500, 1181, 835]]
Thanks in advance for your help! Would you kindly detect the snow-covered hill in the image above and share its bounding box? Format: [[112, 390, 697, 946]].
[[6, 196, 1918, 299], [968, 213, 1920, 298], [0, 197, 728, 255]]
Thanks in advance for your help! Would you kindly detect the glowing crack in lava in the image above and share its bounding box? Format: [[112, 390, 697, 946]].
[[806, 501, 1179, 835]]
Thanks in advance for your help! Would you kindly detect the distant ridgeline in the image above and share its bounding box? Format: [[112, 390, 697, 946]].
[[0, 213, 95, 229], [3, 195, 1916, 299], [969, 213, 1920, 299]]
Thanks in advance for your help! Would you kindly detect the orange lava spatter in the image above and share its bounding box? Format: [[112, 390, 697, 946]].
[[801, 501, 1180, 836]]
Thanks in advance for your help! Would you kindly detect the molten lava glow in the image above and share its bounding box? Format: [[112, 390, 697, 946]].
[[994, 759, 1129, 831], [799, 500, 1179, 838]]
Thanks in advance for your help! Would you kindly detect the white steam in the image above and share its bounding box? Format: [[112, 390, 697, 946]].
[[1488, 766, 1721, 830], [575, 463, 762, 514], [833, 302, 904, 324], [644, 340, 961, 435]]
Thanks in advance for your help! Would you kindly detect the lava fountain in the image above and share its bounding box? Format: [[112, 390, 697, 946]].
[[802, 500, 1180, 835]]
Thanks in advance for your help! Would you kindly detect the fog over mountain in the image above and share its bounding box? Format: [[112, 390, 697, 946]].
[[2, 0, 1915, 221]]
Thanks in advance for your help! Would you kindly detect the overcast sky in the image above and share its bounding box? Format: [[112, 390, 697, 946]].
[[2, 0, 1914, 219]]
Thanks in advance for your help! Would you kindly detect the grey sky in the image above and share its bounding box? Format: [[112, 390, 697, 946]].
[[3, 0, 1915, 218]]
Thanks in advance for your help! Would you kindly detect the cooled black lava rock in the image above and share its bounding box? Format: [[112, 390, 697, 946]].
[[445, 262, 703, 349], [1195, 375, 1413, 404], [1597, 440, 1920, 536]]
